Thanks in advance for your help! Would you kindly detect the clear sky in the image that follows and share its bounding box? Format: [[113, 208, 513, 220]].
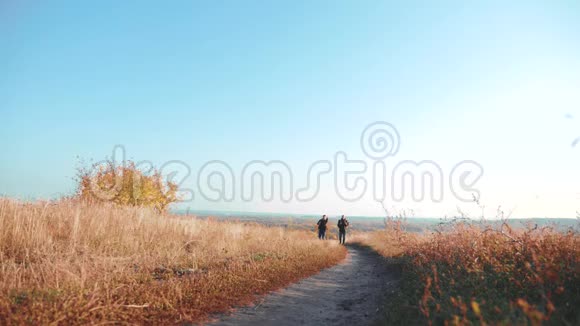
[[1, 1, 579, 218]]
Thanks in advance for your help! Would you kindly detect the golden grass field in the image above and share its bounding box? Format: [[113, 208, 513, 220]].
[[0, 199, 346, 324], [1, 191, 577, 326], [354, 221, 579, 325]]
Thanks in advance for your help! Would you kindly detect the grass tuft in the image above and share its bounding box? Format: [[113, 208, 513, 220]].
[[357, 222, 579, 325]]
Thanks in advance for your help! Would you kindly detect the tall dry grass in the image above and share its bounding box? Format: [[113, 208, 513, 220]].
[[356, 222, 579, 325], [0, 199, 346, 324]]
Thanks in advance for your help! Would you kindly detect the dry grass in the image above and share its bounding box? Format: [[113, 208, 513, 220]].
[[356, 222, 579, 325], [0, 199, 346, 324]]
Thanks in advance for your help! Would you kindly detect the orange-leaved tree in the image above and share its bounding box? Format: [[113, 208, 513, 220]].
[[76, 160, 179, 212]]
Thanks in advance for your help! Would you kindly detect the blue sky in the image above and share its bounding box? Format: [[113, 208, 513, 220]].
[[1, 1, 579, 218]]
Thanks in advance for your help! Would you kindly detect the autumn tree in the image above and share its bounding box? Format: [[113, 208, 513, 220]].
[[77, 160, 178, 212]]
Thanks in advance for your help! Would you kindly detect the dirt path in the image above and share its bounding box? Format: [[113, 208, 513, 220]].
[[208, 245, 399, 326]]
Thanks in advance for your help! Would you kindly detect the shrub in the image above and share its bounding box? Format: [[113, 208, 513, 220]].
[[76, 160, 178, 212]]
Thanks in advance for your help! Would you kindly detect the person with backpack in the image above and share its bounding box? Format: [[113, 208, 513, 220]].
[[337, 215, 350, 245], [317, 215, 329, 240]]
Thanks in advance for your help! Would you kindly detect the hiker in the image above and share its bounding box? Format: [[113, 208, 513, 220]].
[[317, 215, 329, 240], [338, 215, 350, 245]]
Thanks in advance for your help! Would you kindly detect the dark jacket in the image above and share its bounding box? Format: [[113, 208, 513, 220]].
[[338, 219, 349, 231], [317, 218, 328, 230]]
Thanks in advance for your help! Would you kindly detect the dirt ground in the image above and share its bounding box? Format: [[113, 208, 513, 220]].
[[208, 245, 400, 326]]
